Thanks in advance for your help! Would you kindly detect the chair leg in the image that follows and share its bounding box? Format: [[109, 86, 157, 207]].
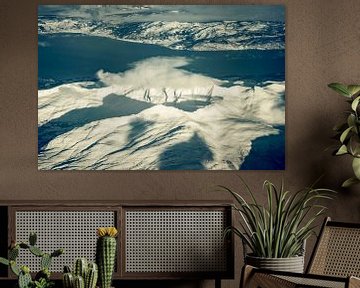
[[215, 278, 221, 288], [240, 265, 255, 288]]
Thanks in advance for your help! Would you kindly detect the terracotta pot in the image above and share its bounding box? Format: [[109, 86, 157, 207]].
[[245, 254, 304, 273]]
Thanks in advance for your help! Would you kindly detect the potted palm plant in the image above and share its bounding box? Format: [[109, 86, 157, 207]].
[[328, 83, 360, 187], [222, 179, 334, 273]]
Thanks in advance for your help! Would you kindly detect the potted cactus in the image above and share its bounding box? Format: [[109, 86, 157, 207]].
[[0, 232, 64, 288], [62, 258, 98, 288], [96, 227, 118, 288]]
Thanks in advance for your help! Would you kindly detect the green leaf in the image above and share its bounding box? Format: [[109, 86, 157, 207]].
[[347, 114, 356, 128], [348, 135, 360, 157], [340, 126, 353, 143], [351, 96, 360, 111], [347, 85, 360, 97], [342, 177, 360, 188], [336, 144, 348, 155], [328, 83, 351, 97], [352, 157, 360, 179], [0, 257, 9, 266]]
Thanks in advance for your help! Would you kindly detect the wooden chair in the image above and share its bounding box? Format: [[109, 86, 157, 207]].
[[241, 217, 360, 288]]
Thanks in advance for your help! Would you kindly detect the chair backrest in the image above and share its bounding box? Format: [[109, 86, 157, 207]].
[[307, 217, 360, 277]]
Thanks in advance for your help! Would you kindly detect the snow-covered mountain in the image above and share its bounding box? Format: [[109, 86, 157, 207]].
[[38, 17, 285, 51], [38, 57, 285, 170]]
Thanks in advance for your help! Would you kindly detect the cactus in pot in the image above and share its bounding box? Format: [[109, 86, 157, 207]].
[[74, 258, 88, 280], [63, 266, 74, 288], [96, 227, 118, 288], [73, 275, 85, 288], [62, 260, 98, 288], [85, 262, 98, 288]]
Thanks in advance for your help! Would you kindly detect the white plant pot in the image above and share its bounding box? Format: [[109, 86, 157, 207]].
[[245, 254, 305, 273]]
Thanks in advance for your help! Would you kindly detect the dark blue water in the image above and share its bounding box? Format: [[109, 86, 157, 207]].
[[38, 34, 285, 170], [38, 34, 284, 89], [241, 126, 285, 170]]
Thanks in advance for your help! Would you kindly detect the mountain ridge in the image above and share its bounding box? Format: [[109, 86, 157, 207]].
[[38, 17, 285, 51]]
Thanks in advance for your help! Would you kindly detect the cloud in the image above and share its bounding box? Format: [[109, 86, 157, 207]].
[[97, 57, 224, 90]]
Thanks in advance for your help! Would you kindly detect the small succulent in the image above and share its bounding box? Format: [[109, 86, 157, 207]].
[[32, 278, 54, 288]]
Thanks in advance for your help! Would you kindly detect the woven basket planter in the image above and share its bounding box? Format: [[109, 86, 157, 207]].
[[245, 254, 305, 273]]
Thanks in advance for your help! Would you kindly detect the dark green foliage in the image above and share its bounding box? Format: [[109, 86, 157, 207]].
[[96, 236, 116, 288], [329, 83, 360, 187], [32, 278, 54, 288]]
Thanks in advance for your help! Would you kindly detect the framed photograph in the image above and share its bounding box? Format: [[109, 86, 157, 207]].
[[38, 5, 285, 170]]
